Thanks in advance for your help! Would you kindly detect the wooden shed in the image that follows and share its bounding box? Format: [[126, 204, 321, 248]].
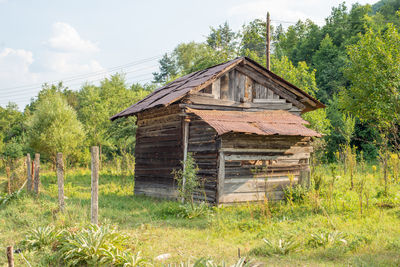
[[111, 57, 324, 204]]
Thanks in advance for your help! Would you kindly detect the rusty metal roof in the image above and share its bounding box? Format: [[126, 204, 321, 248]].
[[111, 58, 242, 120], [187, 108, 321, 137], [111, 57, 325, 120]]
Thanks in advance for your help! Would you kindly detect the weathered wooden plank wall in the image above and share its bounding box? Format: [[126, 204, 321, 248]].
[[187, 116, 219, 203], [219, 133, 311, 203], [134, 105, 183, 198], [191, 67, 301, 115]]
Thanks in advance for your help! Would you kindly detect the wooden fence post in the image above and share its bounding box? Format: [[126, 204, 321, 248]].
[[31, 160, 34, 191], [6, 167, 11, 194], [56, 153, 65, 212], [91, 146, 99, 224], [26, 154, 32, 192], [33, 153, 40, 195], [6, 246, 14, 267]]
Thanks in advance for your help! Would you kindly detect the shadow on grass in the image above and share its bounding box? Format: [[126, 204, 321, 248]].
[[39, 171, 210, 230]]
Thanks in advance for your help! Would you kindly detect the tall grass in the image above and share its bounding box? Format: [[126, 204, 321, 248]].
[[1, 156, 400, 266]]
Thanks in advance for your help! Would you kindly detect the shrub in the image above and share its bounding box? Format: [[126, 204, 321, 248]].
[[252, 236, 299, 256], [283, 184, 307, 204], [57, 224, 129, 266], [22, 225, 62, 250], [307, 231, 348, 249], [172, 153, 200, 205], [111, 250, 148, 267], [178, 202, 210, 219], [21, 224, 143, 266], [164, 257, 251, 267]]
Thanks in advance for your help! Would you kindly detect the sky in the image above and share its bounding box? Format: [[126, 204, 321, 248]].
[[0, 0, 377, 109]]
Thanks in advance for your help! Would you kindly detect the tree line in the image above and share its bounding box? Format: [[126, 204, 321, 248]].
[[1, 0, 400, 167], [152, 0, 400, 161], [0, 76, 154, 167]]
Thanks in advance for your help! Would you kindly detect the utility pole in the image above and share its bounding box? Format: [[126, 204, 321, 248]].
[[266, 12, 271, 70]]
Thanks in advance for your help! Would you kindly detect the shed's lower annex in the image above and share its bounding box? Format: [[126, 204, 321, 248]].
[[111, 57, 324, 204]]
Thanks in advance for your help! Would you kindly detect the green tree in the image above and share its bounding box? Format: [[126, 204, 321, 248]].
[[28, 92, 85, 163], [152, 53, 178, 84], [206, 22, 237, 56], [340, 24, 400, 145], [239, 19, 267, 65], [312, 34, 346, 102], [271, 56, 331, 136], [340, 23, 400, 191], [77, 75, 151, 159]]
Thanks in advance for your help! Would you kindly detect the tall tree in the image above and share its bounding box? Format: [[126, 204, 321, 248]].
[[206, 22, 237, 57], [152, 53, 178, 84], [28, 92, 85, 163], [340, 24, 400, 149], [239, 19, 266, 64], [312, 34, 346, 102], [271, 56, 331, 136]]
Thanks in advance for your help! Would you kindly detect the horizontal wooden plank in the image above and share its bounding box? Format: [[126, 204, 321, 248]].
[[252, 98, 286, 103], [220, 191, 284, 203], [186, 94, 293, 110], [224, 177, 298, 194], [221, 148, 288, 153], [224, 154, 278, 161]]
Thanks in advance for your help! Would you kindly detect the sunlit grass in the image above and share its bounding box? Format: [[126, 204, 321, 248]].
[[1, 163, 400, 266]]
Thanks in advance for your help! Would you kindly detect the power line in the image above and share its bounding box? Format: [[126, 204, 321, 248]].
[[0, 70, 158, 105], [0, 64, 160, 98], [0, 54, 163, 93]]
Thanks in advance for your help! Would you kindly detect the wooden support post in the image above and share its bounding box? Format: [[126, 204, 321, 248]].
[[181, 118, 189, 203], [33, 153, 40, 195], [26, 154, 32, 192], [217, 151, 225, 205], [91, 146, 99, 224], [299, 169, 311, 189], [6, 167, 11, 194], [6, 246, 14, 267], [56, 153, 65, 212], [266, 12, 271, 70]]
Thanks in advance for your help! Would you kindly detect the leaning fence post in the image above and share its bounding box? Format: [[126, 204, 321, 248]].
[[56, 153, 65, 212], [33, 153, 40, 195], [91, 146, 99, 224], [6, 246, 14, 267], [6, 166, 11, 194], [26, 154, 32, 192]]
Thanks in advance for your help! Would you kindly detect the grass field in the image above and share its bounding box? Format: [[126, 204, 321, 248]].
[[1, 163, 400, 266]]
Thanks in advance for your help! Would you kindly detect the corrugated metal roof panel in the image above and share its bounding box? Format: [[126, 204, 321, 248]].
[[187, 108, 321, 137]]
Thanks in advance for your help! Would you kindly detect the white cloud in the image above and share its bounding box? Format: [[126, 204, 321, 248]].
[[0, 22, 104, 108], [47, 22, 99, 53], [0, 48, 38, 85], [43, 22, 104, 74], [43, 52, 103, 74], [228, 0, 377, 26]]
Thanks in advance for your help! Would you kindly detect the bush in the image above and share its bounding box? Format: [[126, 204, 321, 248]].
[[307, 230, 348, 249], [251, 236, 299, 256], [283, 184, 307, 204], [178, 202, 210, 219], [172, 153, 200, 204], [164, 257, 251, 267], [22, 225, 62, 250], [57, 224, 129, 266], [22, 224, 145, 267], [157, 202, 210, 219]]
